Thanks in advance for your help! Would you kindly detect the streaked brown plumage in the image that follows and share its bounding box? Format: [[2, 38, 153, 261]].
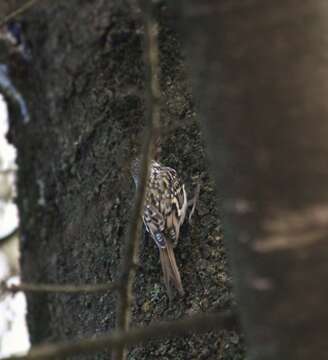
[[131, 159, 187, 297]]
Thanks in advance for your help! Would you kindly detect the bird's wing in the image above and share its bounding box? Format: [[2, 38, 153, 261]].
[[143, 204, 167, 248], [159, 166, 187, 243]]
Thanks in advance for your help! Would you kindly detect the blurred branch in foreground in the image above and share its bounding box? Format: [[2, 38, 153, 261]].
[[0, 0, 43, 27], [1, 281, 120, 295], [3, 310, 238, 360], [114, 1, 161, 359]]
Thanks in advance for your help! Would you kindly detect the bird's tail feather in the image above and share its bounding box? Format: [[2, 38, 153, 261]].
[[159, 243, 184, 298]]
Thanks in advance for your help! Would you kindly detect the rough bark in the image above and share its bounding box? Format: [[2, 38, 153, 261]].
[[4, 1, 244, 359], [178, 1, 328, 359]]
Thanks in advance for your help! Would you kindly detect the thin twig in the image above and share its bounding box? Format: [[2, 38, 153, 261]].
[[0, 167, 17, 174], [1, 281, 120, 294], [114, 2, 161, 359], [2, 311, 238, 360], [0, 0, 42, 27], [0, 228, 18, 245]]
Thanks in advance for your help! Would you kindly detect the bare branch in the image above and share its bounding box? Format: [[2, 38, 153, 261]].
[[0, 167, 17, 174], [1, 281, 120, 294], [114, 1, 161, 360], [3, 311, 237, 360], [0, 0, 43, 27], [0, 228, 18, 245]]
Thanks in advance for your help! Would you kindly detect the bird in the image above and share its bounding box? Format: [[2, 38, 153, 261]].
[[131, 158, 187, 298]]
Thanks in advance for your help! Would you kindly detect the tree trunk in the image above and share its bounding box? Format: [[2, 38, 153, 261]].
[[178, 1, 328, 359], [6, 1, 244, 359]]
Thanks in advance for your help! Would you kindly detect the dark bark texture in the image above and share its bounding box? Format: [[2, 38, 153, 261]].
[[4, 1, 244, 359], [178, 1, 328, 359]]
